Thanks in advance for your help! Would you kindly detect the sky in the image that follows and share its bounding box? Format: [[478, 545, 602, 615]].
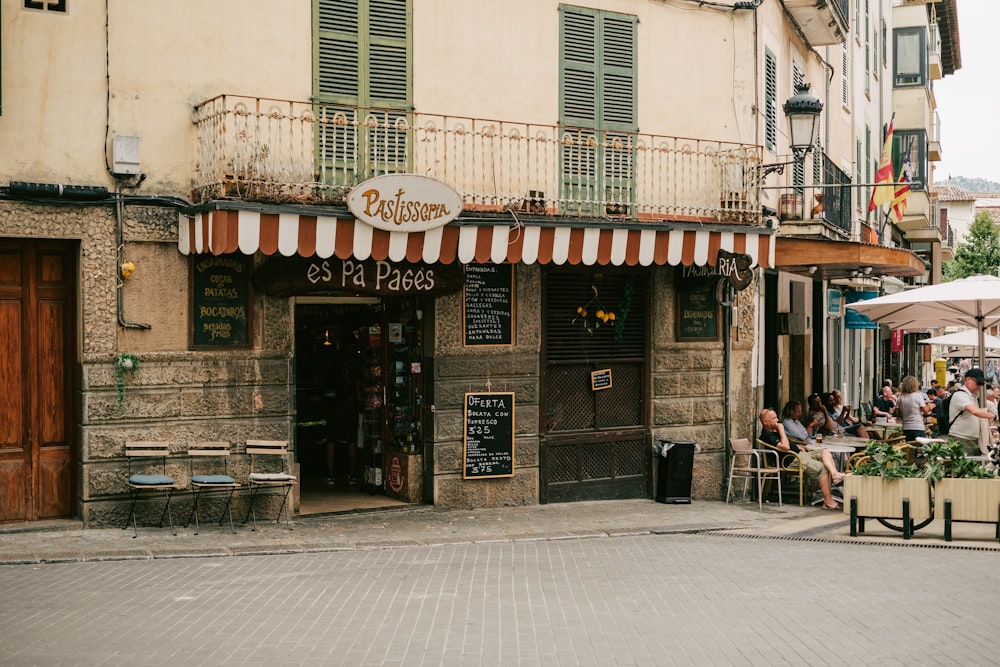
[[932, 0, 999, 183]]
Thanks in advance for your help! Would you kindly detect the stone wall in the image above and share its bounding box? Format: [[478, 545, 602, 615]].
[[430, 264, 542, 510]]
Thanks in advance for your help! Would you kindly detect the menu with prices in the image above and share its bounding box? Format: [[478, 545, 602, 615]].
[[463, 392, 515, 479], [463, 264, 514, 346]]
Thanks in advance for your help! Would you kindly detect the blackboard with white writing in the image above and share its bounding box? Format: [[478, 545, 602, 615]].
[[192, 255, 250, 348], [463, 392, 515, 479], [676, 271, 720, 341], [463, 264, 514, 346]]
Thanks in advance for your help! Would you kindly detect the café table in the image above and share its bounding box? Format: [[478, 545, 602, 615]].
[[864, 420, 903, 441], [807, 436, 861, 471]]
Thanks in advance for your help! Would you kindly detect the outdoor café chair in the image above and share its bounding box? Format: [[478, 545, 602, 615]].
[[726, 438, 782, 510], [757, 436, 814, 507], [124, 441, 182, 538], [185, 441, 241, 534], [243, 440, 296, 530]]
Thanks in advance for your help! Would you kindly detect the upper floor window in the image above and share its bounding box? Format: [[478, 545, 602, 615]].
[[893, 27, 925, 87], [894, 131, 926, 192], [24, 1, 66, 11]]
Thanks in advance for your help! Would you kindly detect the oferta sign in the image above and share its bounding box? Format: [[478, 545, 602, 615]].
[[347, 174, 463, 232]]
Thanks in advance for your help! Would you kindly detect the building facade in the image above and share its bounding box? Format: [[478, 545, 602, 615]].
[[1, 0, 951, 526]]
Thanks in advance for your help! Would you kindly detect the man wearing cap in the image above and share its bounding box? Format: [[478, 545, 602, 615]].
[[948, 368, 994, 456]]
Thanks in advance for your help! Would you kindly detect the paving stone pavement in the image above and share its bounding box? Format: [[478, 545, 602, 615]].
[[1, 498, 999, 565], [1, 499, 999, 666]]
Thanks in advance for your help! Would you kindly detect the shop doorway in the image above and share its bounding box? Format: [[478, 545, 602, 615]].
[[294, 298, 427, 514]]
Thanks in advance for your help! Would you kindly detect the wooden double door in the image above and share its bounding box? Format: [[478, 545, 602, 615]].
[[0, 240, 77, 522]]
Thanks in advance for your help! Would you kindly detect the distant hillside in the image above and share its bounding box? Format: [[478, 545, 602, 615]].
[[941, 176, 1000, 194]]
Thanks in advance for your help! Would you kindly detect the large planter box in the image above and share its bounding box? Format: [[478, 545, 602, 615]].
[[844, 475, 932, 521], [935, 478, 1000, 523]]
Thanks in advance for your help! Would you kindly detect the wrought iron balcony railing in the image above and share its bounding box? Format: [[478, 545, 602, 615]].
[[192, 95, 764, 226]]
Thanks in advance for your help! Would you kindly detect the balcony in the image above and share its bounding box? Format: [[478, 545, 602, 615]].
[[781, 0, 849, 47], [928, 21, 943, 79], [928, 111, 941, 161], [192, 95, 764, 227], [773, 157, 853, 241]]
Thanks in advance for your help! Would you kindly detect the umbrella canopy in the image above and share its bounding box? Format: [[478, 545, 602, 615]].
[[917, 329, 1000, 350], [849, 275, 1000, 395], [846, 275, 1000, 330]]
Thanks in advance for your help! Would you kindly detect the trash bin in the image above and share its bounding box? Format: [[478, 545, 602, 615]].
[[655, 440, 696, 504]]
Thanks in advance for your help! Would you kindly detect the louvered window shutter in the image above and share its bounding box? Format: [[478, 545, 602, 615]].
[[764, 50, 777, 153], [317, 0, 360, 101], [368, 0, 408, 106], [561, 8, 598, 128]]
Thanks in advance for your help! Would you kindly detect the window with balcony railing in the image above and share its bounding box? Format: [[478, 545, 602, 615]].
[[560, 6, 638, 217], [894, 131, 926, 191], [822, 155, 852, 235], [314, 0, 412, 183]]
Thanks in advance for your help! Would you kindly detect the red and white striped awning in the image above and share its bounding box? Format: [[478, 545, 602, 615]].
[[178, 209, 774, 269]]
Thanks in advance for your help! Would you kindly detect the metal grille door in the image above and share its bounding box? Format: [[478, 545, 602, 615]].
[[541, 271, 648, 503]]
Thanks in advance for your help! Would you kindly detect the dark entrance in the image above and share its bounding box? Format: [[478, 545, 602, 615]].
[[294, 298, 427, 514], [541, 269, 649, 503], [0, 239, 77, 522]]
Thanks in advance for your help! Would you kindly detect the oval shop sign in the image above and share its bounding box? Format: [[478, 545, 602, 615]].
[[347, 174, 464, 233]]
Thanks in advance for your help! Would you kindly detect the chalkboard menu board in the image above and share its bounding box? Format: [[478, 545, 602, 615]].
[[192, 255, 250, 348], [676, 272, 720, 341], [463, 392, 515, 479], [463, 264, 514, 346]]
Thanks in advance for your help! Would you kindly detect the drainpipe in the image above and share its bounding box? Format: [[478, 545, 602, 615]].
[[116, 186, 151, 330], [717, 280, 735, 492]]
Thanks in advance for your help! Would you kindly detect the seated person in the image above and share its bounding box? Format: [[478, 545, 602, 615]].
[[873, 385, 897, 419], [759, 408, 844, 510], [780, 400, 816, 445], [824, 390, 870, 439], [807, 392, 838, 435]]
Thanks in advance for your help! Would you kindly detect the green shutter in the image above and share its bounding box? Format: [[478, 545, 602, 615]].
[[764, 49, 777, 153], [561, 8, 597, 126], [601, 14, 635, 129], [315, 0, 409, 107], [368, 0, 408, 105]]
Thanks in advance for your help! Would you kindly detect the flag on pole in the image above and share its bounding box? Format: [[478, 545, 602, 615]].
[[891, 149, 912, 223], [868, 121, 896, 212]]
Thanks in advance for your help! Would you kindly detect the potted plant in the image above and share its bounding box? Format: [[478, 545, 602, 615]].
[[845, 440, 932, 524], [921, 441, 999, 534], [115, 353, 140, 409]]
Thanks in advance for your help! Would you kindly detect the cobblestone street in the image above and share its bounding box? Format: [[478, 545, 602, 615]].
[[2, 501, 998, 665]]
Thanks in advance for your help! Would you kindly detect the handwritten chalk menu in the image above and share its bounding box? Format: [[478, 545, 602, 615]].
[[591, 368, 612, 391], [192, 255, 250, 348], [463, 392, 515, 479], [676, 271, 720, 341], [463, 264, 514, 346]]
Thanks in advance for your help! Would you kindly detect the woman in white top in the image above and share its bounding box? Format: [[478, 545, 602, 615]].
[[897, 375, 934, 441]]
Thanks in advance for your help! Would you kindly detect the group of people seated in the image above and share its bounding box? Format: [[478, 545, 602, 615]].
[[873, 373, 999, 452], [756, 390, 869, 511]]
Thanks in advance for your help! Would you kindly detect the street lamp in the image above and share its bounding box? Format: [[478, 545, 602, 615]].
[[760, 83, 824, 178]]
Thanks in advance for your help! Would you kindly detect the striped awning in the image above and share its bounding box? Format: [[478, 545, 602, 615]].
[[178, 209, 774, 269]]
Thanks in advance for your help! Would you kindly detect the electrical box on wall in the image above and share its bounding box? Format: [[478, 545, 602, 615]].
[[112, 135, 141, 175]]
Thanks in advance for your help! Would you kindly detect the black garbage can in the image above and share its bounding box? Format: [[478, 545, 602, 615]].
[[655, 440, 695, 504]]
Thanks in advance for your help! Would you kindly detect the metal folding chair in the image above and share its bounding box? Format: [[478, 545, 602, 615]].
[[242, 440, 296, 530], [185, 442, 241, 534], [123, 441, 182, 538]]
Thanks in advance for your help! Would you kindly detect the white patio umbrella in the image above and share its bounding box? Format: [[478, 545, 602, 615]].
[[849, 275, 1000, 401], [917, 329, 1000, 359]]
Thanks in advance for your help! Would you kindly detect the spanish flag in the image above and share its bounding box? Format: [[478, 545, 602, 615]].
[[891, 151, 912, 223], [868, 121, 895, 212]]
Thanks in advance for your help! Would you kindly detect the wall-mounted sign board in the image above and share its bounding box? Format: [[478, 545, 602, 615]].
[[676, 268, 720, 341], [463, 264, 514, 346], [590, 368, 612, 391], [192, 255, 251, 348], [463, 392, 515, 479]]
